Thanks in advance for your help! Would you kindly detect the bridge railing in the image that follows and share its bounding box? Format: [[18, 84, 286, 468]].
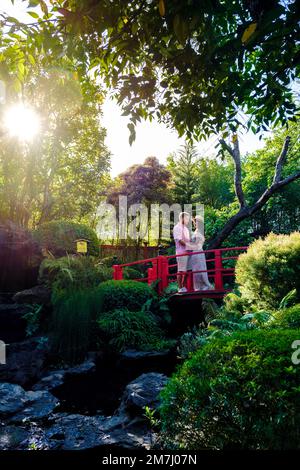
[[113, 246, 248, 295]]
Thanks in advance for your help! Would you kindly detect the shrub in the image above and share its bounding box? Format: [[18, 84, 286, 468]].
[[51, 288, 104, 363], [33, 220, 99, 256], [97, 308, 168, 352], [100, 256, 123, 267], [271, 304, 300, 329], [96, 280, 155, 312], [223, 291, 249, 314], [122, 266, 143, 280], [236, 232, 300, 309], [39, 256, 112, 291], [160, 329, 300, 450]]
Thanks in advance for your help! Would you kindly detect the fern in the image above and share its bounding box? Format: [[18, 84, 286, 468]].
[[97, 308, 170, 352]]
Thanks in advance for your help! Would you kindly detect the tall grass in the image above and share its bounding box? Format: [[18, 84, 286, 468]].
[[51, 287, 104, 363]]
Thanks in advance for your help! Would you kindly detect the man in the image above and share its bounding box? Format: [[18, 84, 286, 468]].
[[173, 212, 190, 293]]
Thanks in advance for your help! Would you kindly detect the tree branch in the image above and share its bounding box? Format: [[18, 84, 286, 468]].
[[273, 135, 291, 184], [219, 138, 234, 157], [208, 134, 299, 249], [220, 136, 246, 208]]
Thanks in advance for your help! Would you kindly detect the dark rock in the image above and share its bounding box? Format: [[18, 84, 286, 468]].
[[0, 383, 27, 416], [32, 360, 96, 392], [46, 413, 151, 450], [13, 285, 51, 306], [0, 382, 59, 424], [0, 337, 49, 387], [46, 414, 109, 450], [120, 349, 171, 360], [9, 390, 59, 423], [32, 372, 65, 392], [119, 372, 168, 417], [117, 348, 176, 378], [0, 425, 29, 450], [66, 360, 96, 377], [0, 303, 29, 343]]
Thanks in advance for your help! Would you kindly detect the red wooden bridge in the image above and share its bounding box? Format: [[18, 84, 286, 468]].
[[113, 246, 248, 299]]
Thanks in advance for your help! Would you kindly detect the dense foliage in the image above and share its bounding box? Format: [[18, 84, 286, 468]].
[[2, 1, 298, 138], [96, 280, 155, 312], [33, 220, 100, 256], [271, 303, 300, 329], [97, 308, 171, 353], [39, 255, 112, 292], [0, 64, 110, 227], [160, 328, 300, 449], [236, 232, 300, 308]]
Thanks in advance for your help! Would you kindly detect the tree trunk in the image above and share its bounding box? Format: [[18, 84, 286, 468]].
[[207, 135, 299, 249]]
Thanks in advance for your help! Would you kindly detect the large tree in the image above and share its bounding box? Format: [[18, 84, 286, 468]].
[[1, 0, 299, 244], [107, 156, 171, 207], [211, 126, 300, 247], [1, 0, 298, 137], [167, 143, 199, 205], [107, 156, 172, 243], [0, 62, 110, 227]]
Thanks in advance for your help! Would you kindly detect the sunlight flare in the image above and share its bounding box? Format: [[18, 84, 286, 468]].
[[4, 103, 40, 141]]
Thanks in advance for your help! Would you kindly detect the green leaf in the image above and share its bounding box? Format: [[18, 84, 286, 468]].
[[6, 16, 20, 23], [40, 0, 48, 15], [28, 54, 36, 66], [17, 62, 25, 75], [27, 11, 40, 19]]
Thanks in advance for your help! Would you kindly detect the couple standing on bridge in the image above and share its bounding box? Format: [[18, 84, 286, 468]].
[[173, 212, 213, 294]]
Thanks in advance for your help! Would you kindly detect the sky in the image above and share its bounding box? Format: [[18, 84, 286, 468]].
[[1, 0, 269, 176]]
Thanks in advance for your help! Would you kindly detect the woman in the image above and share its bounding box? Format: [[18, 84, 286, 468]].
[[186, 216, 213, 291]]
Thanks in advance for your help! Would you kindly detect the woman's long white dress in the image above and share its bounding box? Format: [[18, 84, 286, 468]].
[[189, 231, 213, 291]]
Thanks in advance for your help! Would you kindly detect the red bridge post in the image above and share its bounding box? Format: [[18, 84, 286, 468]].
[[148, 258, 158, 286], [157, 256, 168, 295], [214, 249, 224, 290], [113, 264, 123, 280]]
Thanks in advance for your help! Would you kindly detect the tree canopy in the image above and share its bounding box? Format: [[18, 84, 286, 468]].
[[0, 0, 299, 143], [0, 57, 110, 227]]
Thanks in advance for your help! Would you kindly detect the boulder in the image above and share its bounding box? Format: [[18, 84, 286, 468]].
[[0, 382, 59, 424], [118, 372, 168, 417], [66, 360, 96, 377], [0, 337, 49, 387], [32, 360, 96, 392], [32, 372, 66, 392], [0, 303, 29, 343], [120, 349, 171, 360], [13, 285, 51, 306], [0, 383, 27, 416], [46, 413, 151, 450], [9, 390, 59, 423], [117, 348, 176, 378], [0, 425, 29, 450]]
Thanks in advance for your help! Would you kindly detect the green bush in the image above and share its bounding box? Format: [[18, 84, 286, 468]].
[[96, 280, 155, 312], [236, 232, 300, 309], [122, 266, 143, 280], [97, 308, 171, 352], [100, 256, 123, 267], [160, 328, 300, 449], [39, 256, 112, 291], [271, 304, 300, 329], [51, 287, 104, 363], [223, 292, 249, 314], [33, 220, 99, 256]]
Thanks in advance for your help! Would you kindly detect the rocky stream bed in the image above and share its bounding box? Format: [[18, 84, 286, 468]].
[[0, 288, 177, 450]]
